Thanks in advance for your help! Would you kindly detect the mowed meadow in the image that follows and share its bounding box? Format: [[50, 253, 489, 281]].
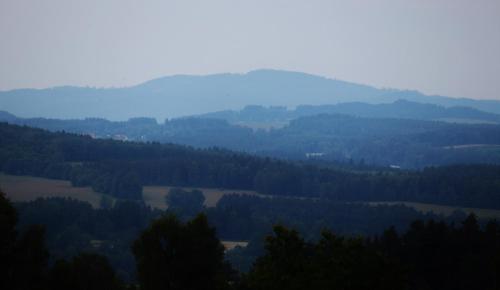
[[0, 173, 104, 207], [2, 173, 500, 220], [142, 186, 260, 208], [0, 173, 260, 209]]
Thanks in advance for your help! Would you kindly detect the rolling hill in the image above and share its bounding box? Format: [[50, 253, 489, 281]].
[[2, 69, 500, 120]]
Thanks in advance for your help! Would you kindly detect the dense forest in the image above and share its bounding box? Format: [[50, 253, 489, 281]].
[[3, 103, 500, 168], [11, 190, 451, 279], [2, 122, 500, 208], [2, 191, 500, 290]]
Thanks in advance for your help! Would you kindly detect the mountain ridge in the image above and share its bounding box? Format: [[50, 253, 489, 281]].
[[198, 99, 500, 125], [1, 69, 500, 120]]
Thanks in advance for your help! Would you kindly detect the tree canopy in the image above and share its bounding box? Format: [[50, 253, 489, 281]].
[[132, 213, 231, 290]]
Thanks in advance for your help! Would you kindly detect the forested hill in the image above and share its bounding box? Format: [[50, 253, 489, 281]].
[[2, 122, 500, 209], [3, 110, 500, 168]]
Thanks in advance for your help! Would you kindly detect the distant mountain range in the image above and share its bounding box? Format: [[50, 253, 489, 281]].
[[1, 69, 500, 120], [199, 99, 500, 127]]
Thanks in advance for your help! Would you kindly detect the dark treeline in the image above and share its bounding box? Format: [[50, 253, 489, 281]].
[[14, 197, 162, 281], [208, 194, 442, 241], [207, 194, 448, 272], [2, 122, 500, 208], [2, 191, 500, 290], [1, 192, 127, 290], [243, 215, 500, 290]]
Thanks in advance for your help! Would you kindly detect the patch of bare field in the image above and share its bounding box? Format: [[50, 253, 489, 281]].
[[6, 174, 497, 221], [221, 241, 249, 251], [368, 201, 500, 220], [0, 174, 260, 209], [143, 186, 260, 209], [0, 173, 104, 208]]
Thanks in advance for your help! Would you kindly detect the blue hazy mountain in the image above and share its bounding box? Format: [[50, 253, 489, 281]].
[[199, 99, 500, 125], [1, 69, 500, 120]]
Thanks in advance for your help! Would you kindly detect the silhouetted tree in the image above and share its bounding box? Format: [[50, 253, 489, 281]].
[[245, 226, 309, 290], [245, 225, 405, 290], [0, 190, 18, 290], [49, 253, 124, 290], [0, 191, 49, 290], [132, 213, 231, 290]]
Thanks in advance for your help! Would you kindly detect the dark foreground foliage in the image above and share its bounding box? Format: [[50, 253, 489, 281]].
[[133, 214, 233, 290], [1, 191, 126, 290], [2, 190, 500, 290], [14, 197, 162, 282], [242, 216, 500, 290], [13, 194, 439, 279]]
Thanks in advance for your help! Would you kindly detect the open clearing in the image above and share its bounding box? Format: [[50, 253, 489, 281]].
[[0, 173, 260, 209], [0, 173, 104, 207], [2, 174, 500, 220], [143, 186, 260, 209]]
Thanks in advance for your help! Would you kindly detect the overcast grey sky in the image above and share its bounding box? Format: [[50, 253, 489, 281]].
[[1, 0, 499, 99]]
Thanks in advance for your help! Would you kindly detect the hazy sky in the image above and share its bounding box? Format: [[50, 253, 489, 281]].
[[1, 0, 499, 100]]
